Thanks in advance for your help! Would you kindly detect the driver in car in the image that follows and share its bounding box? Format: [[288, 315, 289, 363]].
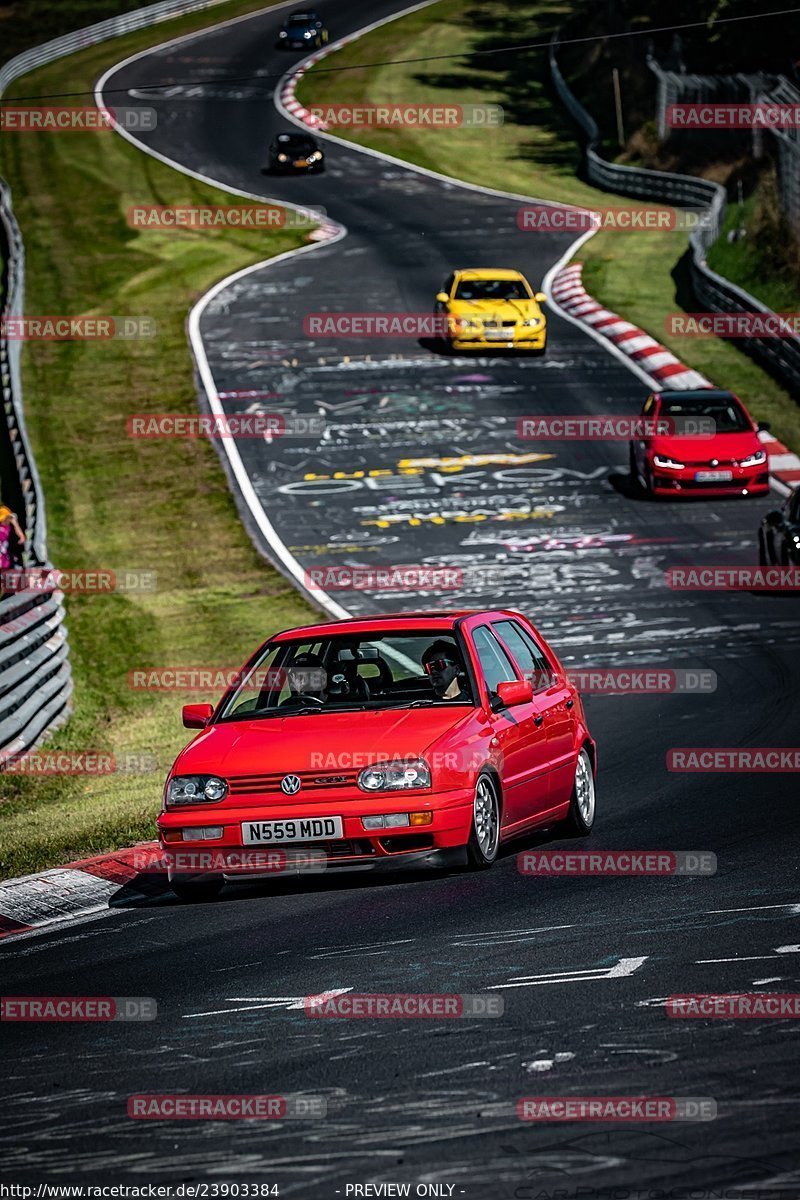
[[281, 652, 329, 704], [421, 640, 471, 702]]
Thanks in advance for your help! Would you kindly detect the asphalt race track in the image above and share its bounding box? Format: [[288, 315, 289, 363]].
[[2, 2, 800, 1195]]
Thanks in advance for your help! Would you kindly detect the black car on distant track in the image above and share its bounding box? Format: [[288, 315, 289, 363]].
[[759, 487, 800, 564], [267, 132, 324, 173], [276, 10, 329, 49]]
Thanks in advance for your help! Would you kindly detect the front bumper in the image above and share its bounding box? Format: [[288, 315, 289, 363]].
[[449, 328, 546, 351], [157, 790, 474, 878], [270, 160, 323, 174], [650, 465, 770, 497]]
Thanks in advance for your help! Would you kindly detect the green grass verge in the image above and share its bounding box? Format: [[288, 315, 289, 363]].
[[0, 0, 319, 880], [297, 0, 800, 447], [708, 182, 800, 315]]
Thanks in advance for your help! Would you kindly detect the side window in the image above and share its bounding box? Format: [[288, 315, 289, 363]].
[[493, 620, 554, 692], [471, 625, 518, 697]]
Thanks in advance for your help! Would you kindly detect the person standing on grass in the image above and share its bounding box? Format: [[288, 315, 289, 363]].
[[0, 502, 25, 589]]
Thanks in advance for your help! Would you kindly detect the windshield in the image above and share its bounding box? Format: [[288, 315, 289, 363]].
[[278, 137, 315, 152], [218, 631, 475, 721], [454, 278, 530, 301], [659, 395, 750, 433]]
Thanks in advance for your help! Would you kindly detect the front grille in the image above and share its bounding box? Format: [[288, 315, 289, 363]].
[[380, 834, 435, 854], [228, 769, 359, 796], [680, 459, 737, 468], [304, 839, 375, 859]]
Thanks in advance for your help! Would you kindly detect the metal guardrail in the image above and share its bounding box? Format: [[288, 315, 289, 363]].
[[0, 180, 73, 762], [0, 0, 240, 763], [549, 37, 800, 398]]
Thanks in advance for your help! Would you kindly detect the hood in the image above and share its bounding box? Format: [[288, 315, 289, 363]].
[[449, 297, 541, 321], [173, 705, 471, 777], [650, 430, 762, 462]]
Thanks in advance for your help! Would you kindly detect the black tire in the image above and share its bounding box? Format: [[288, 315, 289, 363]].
[[560, 748, 596, 838], [629, 442, 638, 483], [170, 875, 224, 902], [466, 772, 501, 869]]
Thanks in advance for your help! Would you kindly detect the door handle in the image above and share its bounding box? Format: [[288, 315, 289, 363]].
[[534, 714, 544, 726], [566, 699, 574, 710]]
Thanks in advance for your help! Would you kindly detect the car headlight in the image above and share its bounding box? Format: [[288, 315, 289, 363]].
[[277, 153, 288, 162], [523, 317, 543, 328], [739, 449, 767, 468], [653, 454, 685, 470], [304, 29, 313, 36], [450, 317, 478, 331], [279, 30, 287, 37], [166, 775, 228, 807], [307, 152, 321, 163], [358, 760, 431, 792]]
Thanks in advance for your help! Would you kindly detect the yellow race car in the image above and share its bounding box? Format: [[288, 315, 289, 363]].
[[435, 267, 548, 353]]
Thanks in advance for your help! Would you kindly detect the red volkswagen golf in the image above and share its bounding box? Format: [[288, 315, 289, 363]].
[[158, 610, 596, 900], [629, 388, 770, 498]]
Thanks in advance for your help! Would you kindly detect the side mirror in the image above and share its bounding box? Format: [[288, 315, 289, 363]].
[[757, 420, 771, 432], [765, 509, 783, 528], [494, 679, 534, 710], [435, 292, 450, 303], [183, 703, 213, 729], [534, 292, 548, 303]]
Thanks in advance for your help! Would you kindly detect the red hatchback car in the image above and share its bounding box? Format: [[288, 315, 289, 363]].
[[629, 388, 770, 498], [158, 610, 597, 900]]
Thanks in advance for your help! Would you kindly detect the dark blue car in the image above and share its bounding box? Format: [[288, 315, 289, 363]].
[[276, 10, 329, 50]]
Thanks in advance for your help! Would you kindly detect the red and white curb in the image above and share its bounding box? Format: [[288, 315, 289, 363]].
[[278, 40, 352, 243], [279, 39, 355, 133], [0, 843, 161, 941], [550, 262, 800, 493]]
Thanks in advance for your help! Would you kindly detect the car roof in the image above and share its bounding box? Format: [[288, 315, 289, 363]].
[[454, 268, 527, 281], [270, 610, 524, 641], [655, 389, 738, 401]]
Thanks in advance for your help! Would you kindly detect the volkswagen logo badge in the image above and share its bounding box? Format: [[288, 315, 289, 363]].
[[281, 774, 302, 796]]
